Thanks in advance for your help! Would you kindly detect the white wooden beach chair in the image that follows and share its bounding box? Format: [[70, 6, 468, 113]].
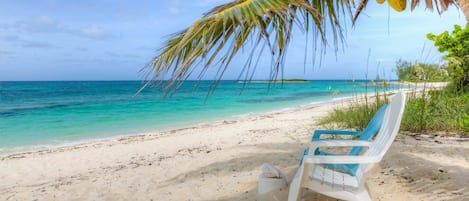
[[288, 91, 406, 201]]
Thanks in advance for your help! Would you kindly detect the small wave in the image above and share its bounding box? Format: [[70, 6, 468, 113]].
[[291, 91, 331, 97], [0, 98, 132, 117], [238, 91, 332, 104], [332, 97, 350, 101], [0, 102, 87, 116], [238, 96, 294, 103]]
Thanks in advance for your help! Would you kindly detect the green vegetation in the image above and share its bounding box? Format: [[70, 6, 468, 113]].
[[319, 25, 469, 135], [281, 79, 309, 82], [395, 60, 449, 82], [401, 89, 469, 133], [319, 91, 389, 130], [320, 88, 469, 135], [427, 25, 469, 93], [319, 83, 390, 130]]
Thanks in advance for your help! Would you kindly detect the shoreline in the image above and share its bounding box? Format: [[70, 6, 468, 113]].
[[0, 90, 372, 157], [0, 80, 418, 155], [0, 84, 415, 158], [392, 81, 449, 88], [0, 92, 359, 158], [0, 85, 421, 158]]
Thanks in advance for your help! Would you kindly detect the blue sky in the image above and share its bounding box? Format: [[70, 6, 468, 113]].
[[0, 0, 465, 81]]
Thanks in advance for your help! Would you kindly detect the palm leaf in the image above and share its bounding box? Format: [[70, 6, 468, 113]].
[[143, 0, 459, 94], [143, 0, 354, 93]]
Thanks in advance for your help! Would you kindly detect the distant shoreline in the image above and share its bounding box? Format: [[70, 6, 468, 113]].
[[237, 79, 309, 83], [392, 81, 449, 89], [0, 79, 399, 82]]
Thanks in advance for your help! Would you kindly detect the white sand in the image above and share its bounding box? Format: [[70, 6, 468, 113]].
[[1, 94, 468, 201]]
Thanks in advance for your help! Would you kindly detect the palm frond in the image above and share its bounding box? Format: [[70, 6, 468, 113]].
[[144, 0, 354, 93], [143, 0, 460, 94]]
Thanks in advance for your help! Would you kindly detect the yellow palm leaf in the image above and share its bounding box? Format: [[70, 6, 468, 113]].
[[388, 0, 407, 11]]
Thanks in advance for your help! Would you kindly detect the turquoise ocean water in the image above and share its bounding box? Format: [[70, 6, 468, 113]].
[[0, 80, 398, 153]]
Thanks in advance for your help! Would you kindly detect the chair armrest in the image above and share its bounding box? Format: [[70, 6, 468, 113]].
[[307, 140, 371, 155], [310, 139, 371, 147], [302, 155, 381, 164], [312, 130, 360, 140]]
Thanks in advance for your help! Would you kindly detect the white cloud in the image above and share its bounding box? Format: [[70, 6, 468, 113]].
[[21, 41, 56, 48], [6, 16, 64, 33], [169, 7, 182, 15], [2, 16, 112, 40], [116, 10, 148, 21], [0, 35, 20, 41], [168, 0, 184, 16], [0, 35, 56, 49], [106, 51, 140, 59], [80, 25, 110, 39], [0, 50, 13, 55], [75, 47, 88, 52], [199, 0, 231, 7]]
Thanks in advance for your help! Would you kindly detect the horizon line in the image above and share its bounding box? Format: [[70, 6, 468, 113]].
[[0, 79, 399, 82]]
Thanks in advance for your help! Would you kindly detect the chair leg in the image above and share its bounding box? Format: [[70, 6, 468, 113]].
[[288, 177, 301, 201], [350, 189, 371, 201]]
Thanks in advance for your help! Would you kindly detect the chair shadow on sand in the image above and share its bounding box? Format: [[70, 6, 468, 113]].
[[155, 136, 468, 201]]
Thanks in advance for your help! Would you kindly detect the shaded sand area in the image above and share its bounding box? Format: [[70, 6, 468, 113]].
[[1, 96, 468, 201]]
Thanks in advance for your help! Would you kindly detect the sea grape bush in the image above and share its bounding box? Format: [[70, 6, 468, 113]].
[[427, 25, 469, 93]]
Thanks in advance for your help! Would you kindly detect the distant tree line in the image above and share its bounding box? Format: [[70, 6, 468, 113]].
[[395, 60, 450, 82]]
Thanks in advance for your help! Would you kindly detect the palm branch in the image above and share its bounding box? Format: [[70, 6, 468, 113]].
[[143, 0, 458, 93]]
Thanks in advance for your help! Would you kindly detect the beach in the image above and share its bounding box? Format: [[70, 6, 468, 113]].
[[1, 0, 467, 199], [1, 91, 468, 201]]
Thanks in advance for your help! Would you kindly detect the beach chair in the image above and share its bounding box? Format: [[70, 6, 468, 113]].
[[303, 104, 388, 176], [288, 91, 406, 201]]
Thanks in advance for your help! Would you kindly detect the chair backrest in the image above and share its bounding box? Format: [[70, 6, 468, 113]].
[[356, 91, 406, 180], [366, 91, 406, 159], [348, 104, 388, 156], [360, 104, 388, 141]]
